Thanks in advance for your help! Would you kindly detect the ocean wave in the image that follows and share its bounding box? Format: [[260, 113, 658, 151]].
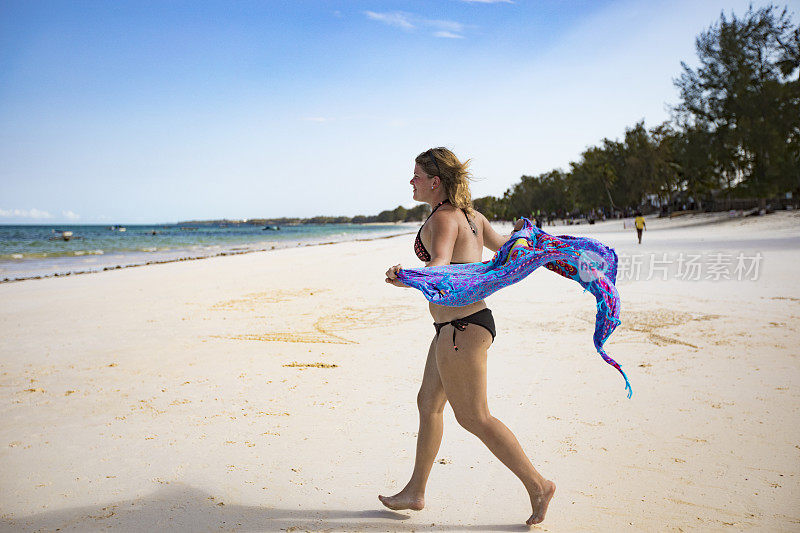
[[4, 249, 105, 260]]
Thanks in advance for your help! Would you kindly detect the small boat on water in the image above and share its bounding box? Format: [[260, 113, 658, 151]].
[[262, 225, 281, 231], [50, 230, 78, 241]]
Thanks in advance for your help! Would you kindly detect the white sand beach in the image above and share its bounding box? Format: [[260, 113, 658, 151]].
[[1, 211, 799, 532]]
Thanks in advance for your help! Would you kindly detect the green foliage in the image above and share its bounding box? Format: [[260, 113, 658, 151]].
[[569, 143, 620, 212], [404, 204, 430, 221], [473, 196, 509, 220], [374, 205, 417, 223], [674, 4, 800, 197], [501, 170, 569, 219]]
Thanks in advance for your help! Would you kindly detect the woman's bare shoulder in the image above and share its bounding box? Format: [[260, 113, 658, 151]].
[[428, 205, 460, 230]]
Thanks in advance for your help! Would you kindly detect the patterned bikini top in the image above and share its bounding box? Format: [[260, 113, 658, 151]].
[[414, 200, 477, 263]]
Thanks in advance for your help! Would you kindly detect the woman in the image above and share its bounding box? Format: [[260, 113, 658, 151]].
[[381, 147, 556, 526]]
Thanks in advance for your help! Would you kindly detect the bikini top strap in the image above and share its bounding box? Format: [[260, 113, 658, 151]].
[[423, 199, 450, 224], [432, 199, 449, 215], [424, 200, 475, 235], [461, 208, 477, 235]]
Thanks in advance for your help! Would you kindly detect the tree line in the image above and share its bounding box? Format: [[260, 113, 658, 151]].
[[241, 204, 431, 226], [469, 5, 798, 221], [182, 204, 432, 226]]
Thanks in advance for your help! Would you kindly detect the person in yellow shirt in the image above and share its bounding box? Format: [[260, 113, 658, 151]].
[[634, 212, 646, 244]]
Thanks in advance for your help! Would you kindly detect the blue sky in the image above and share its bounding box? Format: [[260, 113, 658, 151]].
[[1, 0, 796, 223]]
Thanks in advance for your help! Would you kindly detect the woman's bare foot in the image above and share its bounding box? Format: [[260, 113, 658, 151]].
[[378, 490, 425, 511], [525, 480, 556, 526]]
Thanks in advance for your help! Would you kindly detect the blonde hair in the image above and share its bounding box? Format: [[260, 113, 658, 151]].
[[415, 147, 475, 218]]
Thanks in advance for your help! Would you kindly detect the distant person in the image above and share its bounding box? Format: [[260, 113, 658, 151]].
[[634, 212, 646, 244], [382, 147, 555, 526]]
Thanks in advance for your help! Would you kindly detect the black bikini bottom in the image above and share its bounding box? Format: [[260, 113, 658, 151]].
[[433, 308, 496, 351]]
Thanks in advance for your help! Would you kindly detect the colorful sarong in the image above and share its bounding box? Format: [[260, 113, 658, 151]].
[[396, 218, 631, 398]]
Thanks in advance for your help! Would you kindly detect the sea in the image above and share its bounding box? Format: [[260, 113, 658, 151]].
[[0, 222, 417, 282]]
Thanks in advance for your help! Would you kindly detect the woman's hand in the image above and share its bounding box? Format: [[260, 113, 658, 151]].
[[385, 264, 409, 288], [513, 218, 525, 232]]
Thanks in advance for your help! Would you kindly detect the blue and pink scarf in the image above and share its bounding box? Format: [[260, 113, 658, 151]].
[[396, 218, 631, 398]]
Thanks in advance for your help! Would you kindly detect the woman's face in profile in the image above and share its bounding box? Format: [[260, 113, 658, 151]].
[[410, 163, 433, 201]]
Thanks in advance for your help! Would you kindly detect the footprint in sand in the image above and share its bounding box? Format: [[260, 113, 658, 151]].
[[282, 362, 338, 368], [213, 304, 418, 345], [581, 308, 721, 348], [210, 288, 330, 311]]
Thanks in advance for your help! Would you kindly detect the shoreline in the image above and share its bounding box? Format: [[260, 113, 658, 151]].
[[0, 229, 416, 284]]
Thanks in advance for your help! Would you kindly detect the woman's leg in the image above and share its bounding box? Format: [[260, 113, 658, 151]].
[[435, 325, 555, 525], [379, 336, 448, 511]]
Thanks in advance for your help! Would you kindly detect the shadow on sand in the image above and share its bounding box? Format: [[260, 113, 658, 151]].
[[1, 483, 531, 532]]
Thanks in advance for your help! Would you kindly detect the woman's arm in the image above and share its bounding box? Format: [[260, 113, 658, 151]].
[[479, 211, 524, 252]]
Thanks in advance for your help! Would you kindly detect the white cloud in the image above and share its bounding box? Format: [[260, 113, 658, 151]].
[[425, 18, 466, 34], [364, 11, 415, 30], [62, 210, 80, 220], [0, 208, 54, 219], [434, 31, 465, 39], [365, 11, 468, 38]]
